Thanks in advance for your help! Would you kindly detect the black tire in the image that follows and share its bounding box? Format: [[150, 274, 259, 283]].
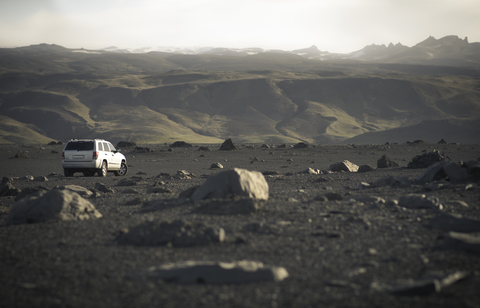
[[114, 162, 128, 176], [64, 168, 74, 177], [97, 161, 107, 177]]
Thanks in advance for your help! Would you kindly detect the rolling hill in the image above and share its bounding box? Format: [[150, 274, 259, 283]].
[[1, 36, 479, 144]]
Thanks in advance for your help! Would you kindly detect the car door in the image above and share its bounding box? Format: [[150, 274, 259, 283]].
[[107, 142, 121, 169]]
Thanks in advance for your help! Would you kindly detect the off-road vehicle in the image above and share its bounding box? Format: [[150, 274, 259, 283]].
[[62, 139, 128, 177]]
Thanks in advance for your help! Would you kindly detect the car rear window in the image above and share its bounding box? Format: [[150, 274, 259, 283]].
[[65, 141, 94, 151]]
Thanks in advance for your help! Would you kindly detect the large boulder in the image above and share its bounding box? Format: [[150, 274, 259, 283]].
[[169, 141, 192, 148], [408, 150, 449, 169], [377, 155, 399, 168], [6, 189, 102, 225], [191, 168, 269, 201], [328, 160, 359, 172], [0, 177, 21, 196], [219, 138, 238, 151]]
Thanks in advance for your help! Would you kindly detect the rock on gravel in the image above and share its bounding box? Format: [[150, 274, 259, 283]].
[[408, 150, 449, 168], [139, 260, 289, 284], [398, 194, 443, 210], [191, 168, 269, 201], [377, 155, 399, 168], [328, 160, 359, 172], [117, 219, 225, 247], [6, 189, 102, 225]]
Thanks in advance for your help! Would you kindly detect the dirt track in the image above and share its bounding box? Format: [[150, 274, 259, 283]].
[[1, 142, 480, 308]]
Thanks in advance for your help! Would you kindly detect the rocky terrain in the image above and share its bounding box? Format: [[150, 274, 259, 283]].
[[1, 141, 479, 307]]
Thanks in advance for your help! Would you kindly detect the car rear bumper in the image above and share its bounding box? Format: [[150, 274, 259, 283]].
[[62, 160, 100, 169]]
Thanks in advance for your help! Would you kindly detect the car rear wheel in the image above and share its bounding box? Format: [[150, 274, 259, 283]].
[[114, 162, 128, 176], [97, 161, 107, 177]]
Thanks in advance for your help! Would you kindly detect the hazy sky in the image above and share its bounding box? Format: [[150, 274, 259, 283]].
[[1, 0, 479, 53]]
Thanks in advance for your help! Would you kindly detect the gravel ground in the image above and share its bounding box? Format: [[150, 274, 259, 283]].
[[1, 142, 480, 308]]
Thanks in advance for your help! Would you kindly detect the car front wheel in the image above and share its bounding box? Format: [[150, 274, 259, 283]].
[[97, 161, 107, 177], [114, 162, 128, 176]]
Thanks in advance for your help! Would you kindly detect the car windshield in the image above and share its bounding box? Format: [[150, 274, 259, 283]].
[[65, 141, 94, 151]]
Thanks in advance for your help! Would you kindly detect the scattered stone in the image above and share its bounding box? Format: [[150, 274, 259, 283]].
[[210, 162, 223, 169], [412, 139, 428, 144], [377, 155, 399, 168], [34, 176, 48, 182], [371, 271, 470, 296], [242, 222, 283, 235], [175, 170, 195, 179], [117, 178, 137, 186], [293, 142, 309, 148], [444, 200, 468, 208], [0, 177, 21, 196], [261, 143, 270, 149], [146, 187, 173, 194], [117, 219, 225, 247], [429, 214, 480, 233], [6, 190, 102, 225], [116, 141, 137, 148], [140, 260, 289, 284], [437, 139, 447, 144], [14, 186, 48, 201], [359, 182, 371, 190], [19, 175, 34, 181], [358, 165, 375, 173], [328, 160, 359, 172], [408, 150, 449, 169], [14, 152, 29, 159], [219, 138, 238, 151], [169, 141, 192, 148], [191, 168, 269, 201], [193, 197, 262, 215], [443, 231, 480, 255], [323, 192, 343, 201], [398, 194, 443, 210], [133, 147, 153, 153], [51, 150, 59, 154], [354, 195, 386, 204], [300, 167, 322, 175], [198, 146, 211, 151], [443, 162, 471, 182], [55, 185, 93, 197], [95, 182, 114, 193]]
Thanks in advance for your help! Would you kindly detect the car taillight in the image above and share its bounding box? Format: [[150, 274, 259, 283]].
[[62, 152, 65, 159], [93, 151, 98, 159]]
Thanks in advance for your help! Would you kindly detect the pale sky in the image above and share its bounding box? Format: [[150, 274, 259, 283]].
[[1, 0, 479, 53]]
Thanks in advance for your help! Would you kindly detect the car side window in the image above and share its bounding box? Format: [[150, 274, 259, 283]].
[[103, 142, 109, 152], [97, 142, 104, 151], [108, 143, 116, 152]]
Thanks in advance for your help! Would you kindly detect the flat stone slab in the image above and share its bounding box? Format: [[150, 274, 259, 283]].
[[140, 260, 289, 284]]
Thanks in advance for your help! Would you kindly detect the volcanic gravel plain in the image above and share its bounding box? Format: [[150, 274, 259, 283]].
[[1, 142, 480, 308]]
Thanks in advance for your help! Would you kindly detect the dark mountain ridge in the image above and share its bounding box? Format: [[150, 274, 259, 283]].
[[0, 35, 479, 144]]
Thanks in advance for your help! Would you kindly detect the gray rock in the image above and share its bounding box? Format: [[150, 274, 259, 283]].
[[0, 177, 21, 196], [117, 219, 225, 247], [95, 182, 114, 193], [198, 146, 211, 151], [358, 165, 375, 173], [122, 188, 140, 194], [140, 260, 288, 284], [293, 142, 309, 148], [429, 215, 480, 233], [192, 168, 269, 201], [377, 155, 399, 168], [371, 271, 470, 296], [175, 170, 194, 179], [210, 162, 224, 169], [14, 186, 48, 201], [398, 194, 443, 210], [55, 185, 93, 197], [328, 160, 359, 172], [219, 138, 238, 151], [408, 150, 449, 169], [300, 167, 321, 174], [443, 162, 471, 182], [415, 161, 449, 183], [14, 152, 29, 159], [6, 189, 102, 225], [442, 232, 480, 254], [34, 176, 48, 182]]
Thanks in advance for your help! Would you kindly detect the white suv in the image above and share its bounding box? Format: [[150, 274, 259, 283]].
[[62, 139, 128, 177]]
